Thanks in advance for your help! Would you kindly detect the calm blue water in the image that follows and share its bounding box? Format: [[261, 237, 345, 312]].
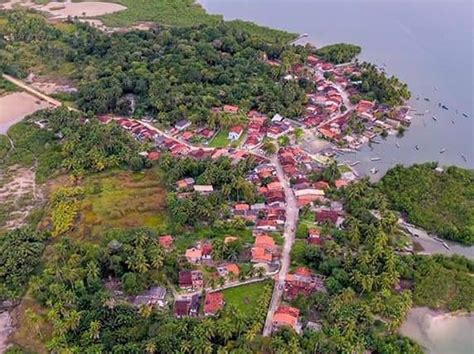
[[200, 0, 474, 176]]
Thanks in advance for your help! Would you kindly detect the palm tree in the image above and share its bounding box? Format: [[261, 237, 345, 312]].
[[145, 341, 157, 354], [88, 320, 101, 340]]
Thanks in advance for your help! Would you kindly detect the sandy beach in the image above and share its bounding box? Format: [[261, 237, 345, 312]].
[[0, 1, 126, 18], [0, 92, 52, 134], [400, 307, 474, 354]]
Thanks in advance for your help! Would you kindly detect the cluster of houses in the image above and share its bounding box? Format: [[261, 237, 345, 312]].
[[286, 54, 412, 150]]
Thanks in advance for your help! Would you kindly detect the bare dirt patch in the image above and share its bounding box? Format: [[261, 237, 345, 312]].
[[0, 1, 126, 18], [0, 92, 52, 135], [0, 165, 40, 230]]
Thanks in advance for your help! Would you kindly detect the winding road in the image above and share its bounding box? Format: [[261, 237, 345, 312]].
[[262, 156, 299, 336]]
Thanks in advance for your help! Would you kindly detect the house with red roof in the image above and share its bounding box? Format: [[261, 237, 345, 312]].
[[315, 210, 339, 225], [159, 235, 174, 249], [204, 292, 224, 316], [223, 105, 240, 113], [284, 267, 325, 300], [272, 306, 301, 333], [228, 125, 244, 141]]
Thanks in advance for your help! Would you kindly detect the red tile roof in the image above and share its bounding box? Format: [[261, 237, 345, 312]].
[[204, 292, 224, 315]]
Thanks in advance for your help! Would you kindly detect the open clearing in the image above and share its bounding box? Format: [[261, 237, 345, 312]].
[[0, 165, 39, 231], [67, 169, 169, 241], [0, 92, 51, 135], [0, 1, 126, 18], [223, 280, 272, 317]]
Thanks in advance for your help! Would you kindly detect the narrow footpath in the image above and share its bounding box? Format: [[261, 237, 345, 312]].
[[262, 156, 299, 336]]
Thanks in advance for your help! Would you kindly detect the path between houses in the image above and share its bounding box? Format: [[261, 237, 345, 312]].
[[262, 156, 299, 336]]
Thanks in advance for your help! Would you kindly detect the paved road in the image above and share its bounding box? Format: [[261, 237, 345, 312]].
[[262, 156, 299, 336]]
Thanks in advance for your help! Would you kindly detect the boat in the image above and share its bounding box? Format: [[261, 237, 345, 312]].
[[424, 97, 430, 102], [461, 154, 467, 162], [350, 161, 360, 167], [441, 241, 450, 250], [414, 113, 425, 116], [441, 104, 449, 110], [440, 148, 446, 153], [370, 157, 381, 161], [432, 115, 437, 121], [424, 109, 430, 113], [462, 112, 469, 118], [396, 143, 401, 148], [451, 120, 455, 124], [370, 167, 378, 174], [415, 145, 420, 150]]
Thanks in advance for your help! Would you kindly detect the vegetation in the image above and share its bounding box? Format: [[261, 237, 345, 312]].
[[1, 108, 144, 181], [351, 62, 411, 106], [0, 228, 47, 301], [315, 43, 361, 64], [75, 169, 169, 240], [399, 255, 474, 311], [160, 153, 257, 226], [1, 10, 308, 125], [222, 280, 272, 317], [380, 163, 474, 245], [90, 0, 221, 27]]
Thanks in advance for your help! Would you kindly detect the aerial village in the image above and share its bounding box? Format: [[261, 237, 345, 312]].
[[87, 50, 412, 334], [27, 51, 412, 335]]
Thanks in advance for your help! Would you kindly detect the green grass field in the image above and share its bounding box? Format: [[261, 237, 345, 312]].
[[209, 130, 230, 148], [223, 279, 272, 316], [69, 169, 169, 241], [83, 0, 221, 27]]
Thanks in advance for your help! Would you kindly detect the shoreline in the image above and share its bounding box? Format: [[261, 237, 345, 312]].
[[400, 307, 474, 354]]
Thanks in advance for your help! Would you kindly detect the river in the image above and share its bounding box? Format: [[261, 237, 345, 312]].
[[199, 0, 473, 179]]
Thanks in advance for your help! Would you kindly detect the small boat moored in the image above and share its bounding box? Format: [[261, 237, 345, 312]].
[[424, 97, 430, 102], [462, 112, 469, 118], [370, 157, 381, 161], [432, 115, 437, 121], [441, 104, 449, 110], [440, 148, 446, 154], [415, 145, 420, 151], [370, 167, 378, 174]]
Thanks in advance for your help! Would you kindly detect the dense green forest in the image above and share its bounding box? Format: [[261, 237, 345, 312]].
[[76, 0, 296, 42], [0, 10, 308, 125], [0, 228, 47, 301], [1, 108, 145, 182], [315, 43, 361, 64], [351, 62, 411, 106], [380, 163, 474, 245]]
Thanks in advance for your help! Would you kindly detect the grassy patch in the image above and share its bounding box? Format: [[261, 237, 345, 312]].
[[0, 134, 10, 160], [61, 169, 169, 241], [83, 0, 221, 27], [209, 129, 230, 148], [0, 77, 18, 95], [223, 279, 272, 316]]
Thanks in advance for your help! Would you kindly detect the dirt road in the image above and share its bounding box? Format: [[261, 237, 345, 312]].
[[262, 156, 299, 336]]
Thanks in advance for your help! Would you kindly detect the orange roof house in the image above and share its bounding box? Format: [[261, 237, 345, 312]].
[[223, 105, 240, 113], [226, 263, 240, 276], [204, 292, 224, 316], [159, 235, 174, 249], [272, 306, 300, 332], [255, 234, 276, 248], [185, 248, 202, 263], [251, 247, 273, 263]]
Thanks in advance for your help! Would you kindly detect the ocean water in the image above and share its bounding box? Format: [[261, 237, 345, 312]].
[[200, 0, 474, 177]]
